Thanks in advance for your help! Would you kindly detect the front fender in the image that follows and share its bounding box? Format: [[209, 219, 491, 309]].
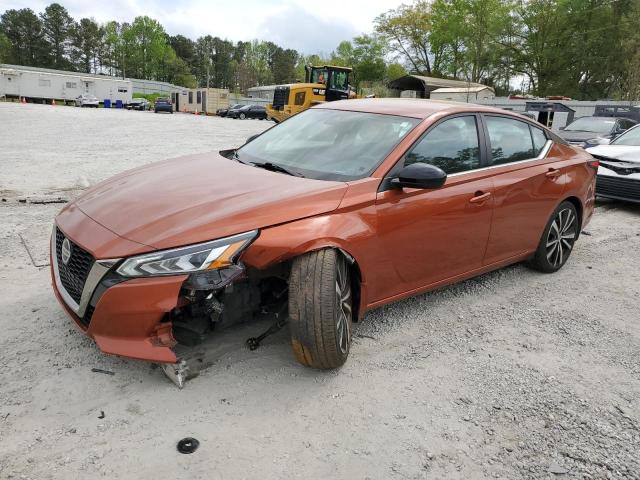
[[241, 208, 381, 314]]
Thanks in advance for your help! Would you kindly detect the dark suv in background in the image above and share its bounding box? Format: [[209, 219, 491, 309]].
[[228, 104, 267, 120], [154, 97, 173, 114]]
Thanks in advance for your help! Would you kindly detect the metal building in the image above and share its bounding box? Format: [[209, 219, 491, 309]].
[[387, 75, 489, 99], [430, 86, 495, 102]]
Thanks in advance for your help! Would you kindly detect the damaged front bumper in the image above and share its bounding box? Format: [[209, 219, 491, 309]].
[[51, 217, 265, 388]]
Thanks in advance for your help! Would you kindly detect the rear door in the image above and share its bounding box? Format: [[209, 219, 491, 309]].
[[481, 115, 567, 264], [373, 114, 494, 302]]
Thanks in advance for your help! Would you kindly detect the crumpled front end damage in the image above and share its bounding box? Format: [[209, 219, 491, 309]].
[[51, 208, 291, 388]]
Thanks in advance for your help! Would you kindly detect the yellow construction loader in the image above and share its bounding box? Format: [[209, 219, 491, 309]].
[[266, 65, 356, 123]]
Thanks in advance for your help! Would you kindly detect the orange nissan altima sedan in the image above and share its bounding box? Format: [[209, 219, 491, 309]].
[[51, 99, 597, 376]]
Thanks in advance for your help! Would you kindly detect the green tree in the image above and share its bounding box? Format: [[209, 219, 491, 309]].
[[386, 63, 407, 81], [0, 8, 46, 66], [374, 1, 433, 74], [352, 34, 387, 84], [272, 47, 298, 84], [121, 16, 168, 79], [0, 32, 10, 62], [40, 3, 74, 69], [72, 18, 100, 73]]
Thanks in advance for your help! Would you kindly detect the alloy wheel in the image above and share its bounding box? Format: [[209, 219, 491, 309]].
[[335, 257, 352, 354], [545, 208, 577, 268]]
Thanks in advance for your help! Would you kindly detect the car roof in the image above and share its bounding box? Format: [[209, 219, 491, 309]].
[[313, 98, 527, 120]]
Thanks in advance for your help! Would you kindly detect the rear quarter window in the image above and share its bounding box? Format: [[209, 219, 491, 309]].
[[530, 126, 548, 156]]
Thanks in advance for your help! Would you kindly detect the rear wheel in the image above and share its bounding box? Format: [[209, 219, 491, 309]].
[[289, 249, 353, 369], [528, 201, 579, 273], [239, 112, 246, 120]]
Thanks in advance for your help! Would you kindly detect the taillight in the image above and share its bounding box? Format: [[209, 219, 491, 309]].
[[587, 159, 599, 170]]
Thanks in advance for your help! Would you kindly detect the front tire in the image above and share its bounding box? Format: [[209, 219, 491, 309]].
[[239, 113, 246, 120], [528, 201, 579, 273], [289, 249, 353, 369]]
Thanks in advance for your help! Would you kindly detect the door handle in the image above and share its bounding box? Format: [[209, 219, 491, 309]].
[[469, 191, 492, 204], [545, 168, 562, 178]]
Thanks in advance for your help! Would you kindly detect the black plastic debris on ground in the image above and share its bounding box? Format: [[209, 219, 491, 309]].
[[91, 368, 115, 376], [98, 411, 105, 419], [177, 437, 199, 454]]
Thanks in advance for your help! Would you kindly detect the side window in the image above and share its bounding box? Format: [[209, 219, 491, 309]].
[[530, 126, 548, 156], [404, 116, 480, 174], [196, 91, 201, 104], [485, 116, 535, 165], [188, 92, 193, 104], [294, 92, 305, 105]]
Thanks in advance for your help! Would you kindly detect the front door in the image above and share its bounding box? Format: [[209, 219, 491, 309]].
[[325, 69, 350, 102], [372, 115, 494, 303], [481, 115, 567, 264]]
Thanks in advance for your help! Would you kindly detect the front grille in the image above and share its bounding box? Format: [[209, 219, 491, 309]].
[[596, 175, 640, 202], [272, 86, 289, 110], [55, 228, 95, 304]]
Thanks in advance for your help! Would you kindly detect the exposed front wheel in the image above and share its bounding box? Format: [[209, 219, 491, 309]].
[[239, 113, 246, 120], [289, 249, 353, 369], [528, 201, 579, 273]]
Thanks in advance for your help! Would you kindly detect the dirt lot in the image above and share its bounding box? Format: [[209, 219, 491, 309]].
[[0, 102, 639, 480]]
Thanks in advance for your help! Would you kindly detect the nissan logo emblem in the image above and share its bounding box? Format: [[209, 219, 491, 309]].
[[61, 238, 72, 265]]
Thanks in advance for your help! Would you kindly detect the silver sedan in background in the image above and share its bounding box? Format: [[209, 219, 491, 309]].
[[74, 93, 99, 108]]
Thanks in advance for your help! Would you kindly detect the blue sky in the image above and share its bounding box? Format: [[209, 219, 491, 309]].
[[2, 0, 407, 54]]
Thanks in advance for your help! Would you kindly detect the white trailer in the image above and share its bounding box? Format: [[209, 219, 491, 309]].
[[0, 64, 132, 104]]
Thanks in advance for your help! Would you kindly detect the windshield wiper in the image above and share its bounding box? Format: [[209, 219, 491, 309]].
[[250, 162, 305, 177]]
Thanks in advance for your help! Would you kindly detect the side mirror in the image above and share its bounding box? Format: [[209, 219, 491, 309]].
[[246, 134, 259, 144], [391, 163, 447, 190]]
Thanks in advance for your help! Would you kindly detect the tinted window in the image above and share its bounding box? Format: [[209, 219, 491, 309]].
[[564, 117, 615, 134], [530, 126, 548, 156], [619, 119, 636, 130], [486, 116, 535, 165], [611, 125, 640, 145], [404, 116, 480, 174]]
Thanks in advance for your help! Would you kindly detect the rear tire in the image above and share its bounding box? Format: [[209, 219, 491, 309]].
[[528, 201, 579, 273], [239, 113, 246, 120], [289, 249, 353, 369]]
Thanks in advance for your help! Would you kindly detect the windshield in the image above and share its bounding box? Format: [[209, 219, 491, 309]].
[[236, 109, 419, 181], [565, 117, 615, 134], [611, 125, 640, 145]]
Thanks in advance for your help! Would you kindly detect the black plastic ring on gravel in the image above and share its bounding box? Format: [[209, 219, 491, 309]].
[[177, 437, 200, 454]]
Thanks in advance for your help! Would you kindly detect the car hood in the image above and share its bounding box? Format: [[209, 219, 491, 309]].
[[73, 153, 347, 251], [558, 130, 607, 142], [586, 144, 640, 163], [586, 145, 640, 179]]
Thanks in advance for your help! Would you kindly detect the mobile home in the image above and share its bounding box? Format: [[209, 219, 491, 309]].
[[0, 64, 132, 104]]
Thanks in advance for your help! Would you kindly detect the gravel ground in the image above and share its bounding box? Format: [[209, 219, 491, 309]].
[[0, 102, 639, 480]]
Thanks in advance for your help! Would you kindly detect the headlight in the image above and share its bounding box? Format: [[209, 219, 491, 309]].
[[116, 230, 258, 278]]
